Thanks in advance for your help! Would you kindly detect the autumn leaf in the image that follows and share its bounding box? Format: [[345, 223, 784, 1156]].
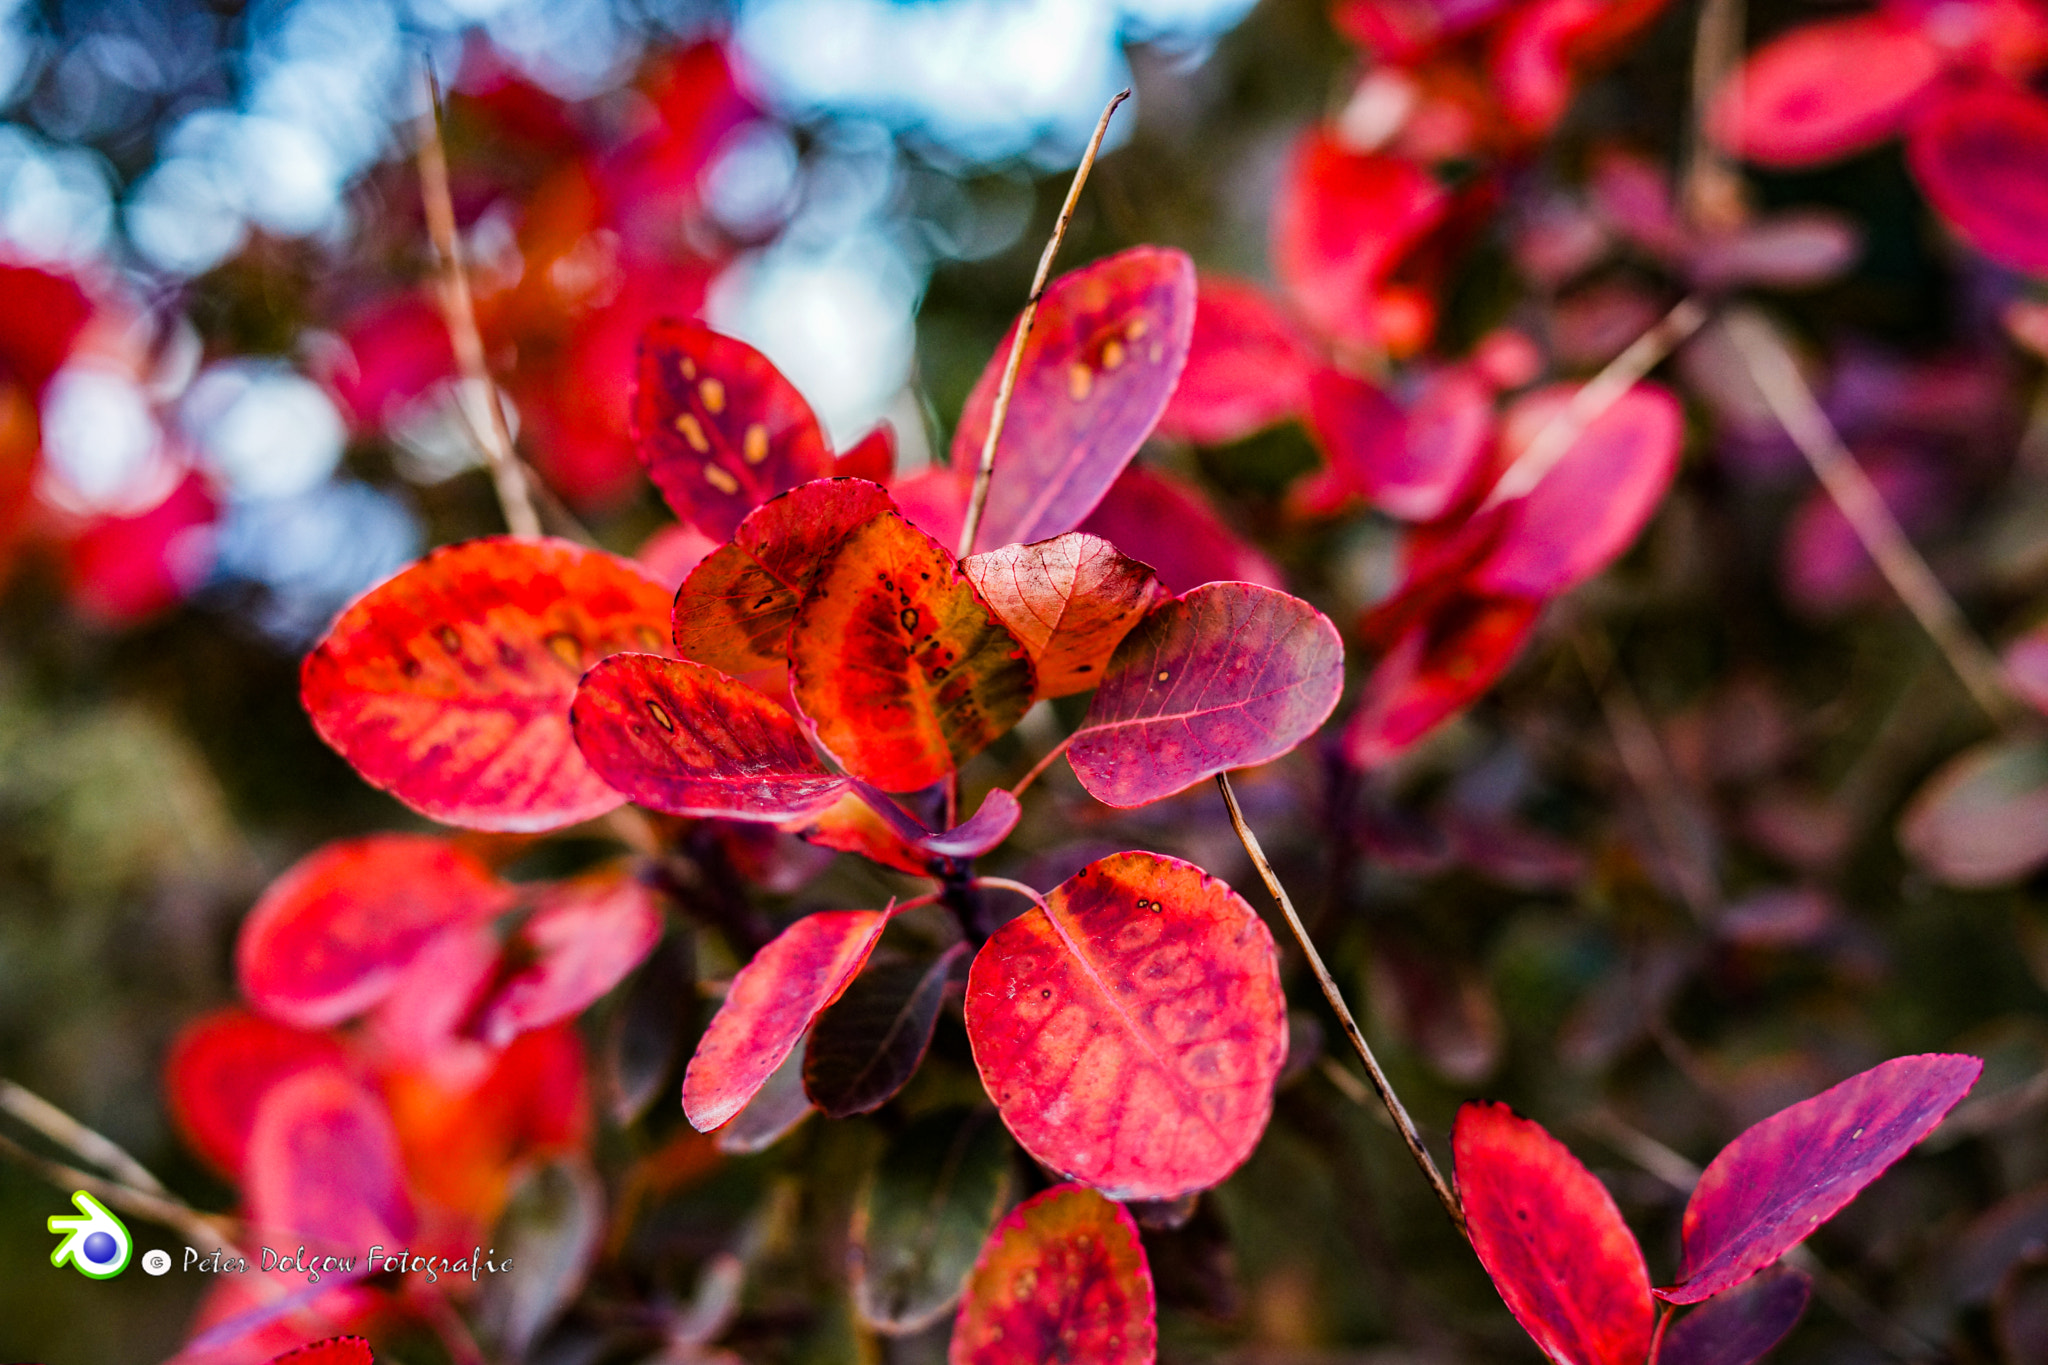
[[1345, 593, 1541, 768], [246, 1069, 417, 1252], [949, 1183, 1156, 1365], [165, 1009, 352, 1178], [1710, 13, 1939, 167], [853, 1107, 1015, 1334], [301, 536, 672, 832], [963, 532, 1165, 698], [1659, 1266, 1812, 1365], [469, 869, 667, 1047], [263, 1339, 375, 1365], [1156, 275, 1319, 446], [965, 852, 1287, 1200], [803, 944, 968, 1118], [1906, 82, 2048, 279]]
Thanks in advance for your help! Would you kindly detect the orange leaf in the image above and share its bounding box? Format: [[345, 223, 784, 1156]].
[[949, 1183, 1156, 1365], [963, 532, 1166, 698]]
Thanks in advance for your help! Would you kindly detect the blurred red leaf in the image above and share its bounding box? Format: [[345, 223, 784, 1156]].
[[599, 42, 751, 223], [1345, 593, 1541, 767], [789, 511, 1034, 791], [166, 1009, 353, 1178], [1068, 583, 1344, 807], [1076, 464, 1284, 593], [949, 1183, 1156, 1365], [672, 477, 895, 674], [633, 319, 834, 541], [1659, 1266, 1812, 1365], [570, 652, 850, 820], [263, 1338, 374, 1365], [950, 246, 1197, 552], [320, 293, 453, 430], [1899, 738, 2048, 887], [683, 907, 893, 1131], [1659, 1053, 1982, 1303], [1906, 81, 2048, 278], [1312, 366, 1495, 522], [963, 532, 1167, 698], [1156, 276, 1319, 445], [835, 422, 898, 483], [1710, 14, 1940, 166], [471, 869, 666, 1047], [66, 471, 218, 625], [0, 262, 91, 397], [301, 537, 672, 831], [964, 851, 1287, 1199], [246, 1069, 417, 1252], [1453, 1101, 1653, 1365], [237, 835, 513, 1029]]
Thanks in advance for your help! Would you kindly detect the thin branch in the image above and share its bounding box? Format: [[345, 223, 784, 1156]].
[[957, 89, 1130, 558], [0, 1130, 234, 1249], [1011, 731, 1076, 798], [1484, 296, 1709, 509], [1214, 772, 1467, 1237], [417, 65, 542, 540], [1682, 0, 1747, 234], [0, 1079, 169, 1196], [1723, 308, 2021, 725]]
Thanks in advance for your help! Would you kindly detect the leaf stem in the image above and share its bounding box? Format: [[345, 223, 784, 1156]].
[[957, 88, 1130, 559], [1214, 773, 1467, 1237], [417, 65, 542, 540], [1723, 308, 2022, 725], [1648, 1304, 1676, 1365], [969, 875, 1050, 914], [1011, 731, 1077, 798]]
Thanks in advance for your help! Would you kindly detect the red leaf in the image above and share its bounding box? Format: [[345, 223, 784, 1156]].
[[1907, 82, 2048, 278], [1077, 464, 1284, 594], [1156, 276, 1319, 445], [570, 652, 850, 820], [1344, 593, 1541, 767], [835, 421, 898, 482], [165, 1009, 352, 1178], [1468, 383, 1683, 597], [950, 246, 1197, 552], [301, 537, 672, 832], [1453, 1101, 1654, 1365], [245, 1069, 416, 1252], [963, 532, 1167, 698], [471, 869, 666, 1047], [789, 511, 1035, 791], [1310, 367, 1495, 523], [683, 907, 893, 1131], [964, 851, 1287, 1199], [66, 471, 218, 625], [237, 835, 514, 1029], [1659, 1266, 1812, 1365], [1272, 132, 1448, 350], [264, 1338, 374, 1365], [672, 477, 896, 674], [848, 782, 1023, 861], [633, 319, 834, 540], [0, 262, 91, 398], [1659, 1053, 1983, 1303], [1068, 584, 1344, 808], [949, 1183, 1156, 1365], [1711, 14, 1940, 167]]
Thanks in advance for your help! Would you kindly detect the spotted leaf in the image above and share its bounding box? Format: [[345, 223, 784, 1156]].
[[963, 532, 1167, 698], [949, 1183, 1156, 1365]]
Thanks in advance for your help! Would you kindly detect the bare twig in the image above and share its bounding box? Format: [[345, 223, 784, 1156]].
[[1724, 309, 2021, 724], [0, 1079, 169, 1196], [1215, 773, 1467, 1237], [957, 89, 1130, 559], [1484, 296, 1709, 509], [417, 65, 542, 539], [1682, 0, 1747, 234], [0, 1130, 234, 1249]]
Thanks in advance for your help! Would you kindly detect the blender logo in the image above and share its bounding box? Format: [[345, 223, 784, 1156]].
[[47, 1190, 132, 1279]]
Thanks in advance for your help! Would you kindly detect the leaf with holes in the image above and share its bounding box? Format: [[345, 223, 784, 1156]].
[[246, 1069, 417, 1252], [790, 511, 1035, 791], [949, 1182, 1156, 1365], [1907, 82, 2048, 279], [471, 869, 666, 1047], [165, 1009, 353, 1178], [963, 533, 1166, 698], [1660, 1053, 1981, 1303], [571, 653, 850, 820], [633, 319, 834, 540], [804, 944, 968, 1118], [301, 537, 672, 832], [237, 835, 514, 1030], [950, 246, 1196, 553], [1345, 593, 1541, 767], [1157, 275, 1319, 446], [1710, 14, 1939, 167], [1454, 1101, 1653, 1365], [853, 1107, 1016, 1334], [673, 478, 896, 673], [1067, 583, 1344, 808], [1660, 1266, 1812, 1365], [965, 852, 1287, 1200], [683, 907, 894, 1131]]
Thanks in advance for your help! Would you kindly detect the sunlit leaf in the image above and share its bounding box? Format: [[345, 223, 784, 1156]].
[[237, 835, 513, 1029], [963, 532, 1166, 698], [948, 1182, 1156, 1365], [1272, 131, 1448, 350], [571, 652, 851, 820], [950, 246, 1197, 552], [673, 477, 896, 673], [804, 944, 968, 1117], [1659, 1266, 1812, 1365], [1711, 14, 1940, 167], [246, 1068, 416, 1251], [1659, 1053, 1982, 1303], [633, 319, 834, 540], [471, 868, 667, 1047], [853, 1107, 1015, 1335], [1156, 275, 1319, 445], [165, 1009, 352, 1178], [683, 907, 893, 1131], [1906, 82, 2048, 279], [1068, 583, 1344, 808], [1453, 1100, 1653, 1365], [301, 536, 672, 832], [790, 511, 1035, 791], [1899, 738, 2048, 887], [1344, 593, 1541, 767], [965, 852, 1287, 1199]]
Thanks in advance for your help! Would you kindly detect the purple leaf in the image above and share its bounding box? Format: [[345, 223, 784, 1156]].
[[1659, 1266, 1812, 1365]]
